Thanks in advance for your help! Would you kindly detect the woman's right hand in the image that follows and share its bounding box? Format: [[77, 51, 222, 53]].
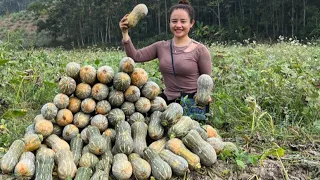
[[119, 14, 129, 34]]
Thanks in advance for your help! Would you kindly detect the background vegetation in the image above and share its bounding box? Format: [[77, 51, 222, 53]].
[[1, 0, 320, 47]]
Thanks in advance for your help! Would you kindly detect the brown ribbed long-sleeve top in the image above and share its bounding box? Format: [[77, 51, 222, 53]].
[[123, 38, 212, 101]]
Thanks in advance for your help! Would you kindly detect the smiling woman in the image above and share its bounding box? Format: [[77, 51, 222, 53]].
[[119, 0, 213, 121]]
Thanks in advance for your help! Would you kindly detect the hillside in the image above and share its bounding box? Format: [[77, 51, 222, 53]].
[[0, 10, 49, 47]]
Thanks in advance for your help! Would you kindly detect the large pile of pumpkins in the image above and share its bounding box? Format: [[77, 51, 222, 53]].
[[0, 57, 237, 180]]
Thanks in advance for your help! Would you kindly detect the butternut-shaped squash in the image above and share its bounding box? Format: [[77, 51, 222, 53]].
[[87, 125, 107, 155], [14, 152, 35, 178], [45, 134, 70, 152], [167, 116, 198, 139], [182, 130, 217, 166], [112, 153, 133, 180], [143, 147, 172, 180], [195, 74, 213, 106], [148, 111, 164, 140], [70, 135, 84, 165], [129, 153, 151, 180], [55, 149, 77, 179], [148, 137, 168, 153], [114, 121, 133, 155], [35, 145, 55, 180], [74, 167, 93, 180], [131, 121, 148, 156], [127, 4, 148, 28], [166, 138, 201, 170], [159, 149, 189, 176], [1, 139, 25, 173], [160, 102, 183, 127]]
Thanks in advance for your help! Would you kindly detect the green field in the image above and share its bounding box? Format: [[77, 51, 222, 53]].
[[0, 41, 319, 178]]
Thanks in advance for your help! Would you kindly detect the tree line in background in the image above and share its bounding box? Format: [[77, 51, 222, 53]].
[[1, 0, 320, 47]]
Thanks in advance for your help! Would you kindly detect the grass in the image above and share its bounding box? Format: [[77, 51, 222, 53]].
[[0, 40, 319, 174]]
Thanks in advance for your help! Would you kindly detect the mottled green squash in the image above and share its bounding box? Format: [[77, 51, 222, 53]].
[[56, 108, 74, 126], [150, 96, 167, 112], [67, 96, 81, 113], [87, 126, 107, 155], [45, 134, 70, 152], [112, 153, 132, 180], [81, 98, 96, 113], [92, 83, 109, 101], [148, 137, 168, 153], [80, 65, 97, 85], [148, 111, 164, 140], [129, 153, 151, 180], [25, 123, 35, 135], [24, 133, 43, 152], [34, 117, 53, 137], [79, 152, 99, 168], [108, 89, 125, 107], [41, 103, 58, 120], [53, 93, 70, 109], [73, 112, 91, 128], [144, 147, 172, 180], [96, 100, 112, 115], [128, 112, 145, 125], [222, 142, 239, 155], [97, 65, 114, 84], [121, 101, 135, 116], [91, 114, 108, 132], [192, 125, 208, 140], [160, 102, 183, 127], [107, 108, 125, 126], [90, 169, 109, 180], [94, 158, 111, 179], [113, 72, 131, 91], [52, 123, 63, 136], [160, 149, 189, 176], [75, 83, 92, 99], [135, 97, 151, 114], [166, 138, 201, 170], [80, 127, 89, 144], [195, 74, 213, 106], [102, 128, 116, 142], [127, 4, 148, 28], [124, 85, 140, 102], [70, 135, 83, 165], [114, 121, 133, 155], [74, 167, 93, 180], [14, 152, 35, 178], [206, 137, 224, 155], [182, 130, 217, 166], [141, 81, 160, 100], [1, 139, 25, 173], [119, 57, 135, 73], [167, 116, 198, 139], [130, 68, 148, 88], [58, 76, 77, 95], [65, 62, 81, 79], [62, 124, 80, 141], [131, 121, 148, 156], [35, 146, 55, 180], [55, 149, 77, 179], [82, 145, 90, 155]]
